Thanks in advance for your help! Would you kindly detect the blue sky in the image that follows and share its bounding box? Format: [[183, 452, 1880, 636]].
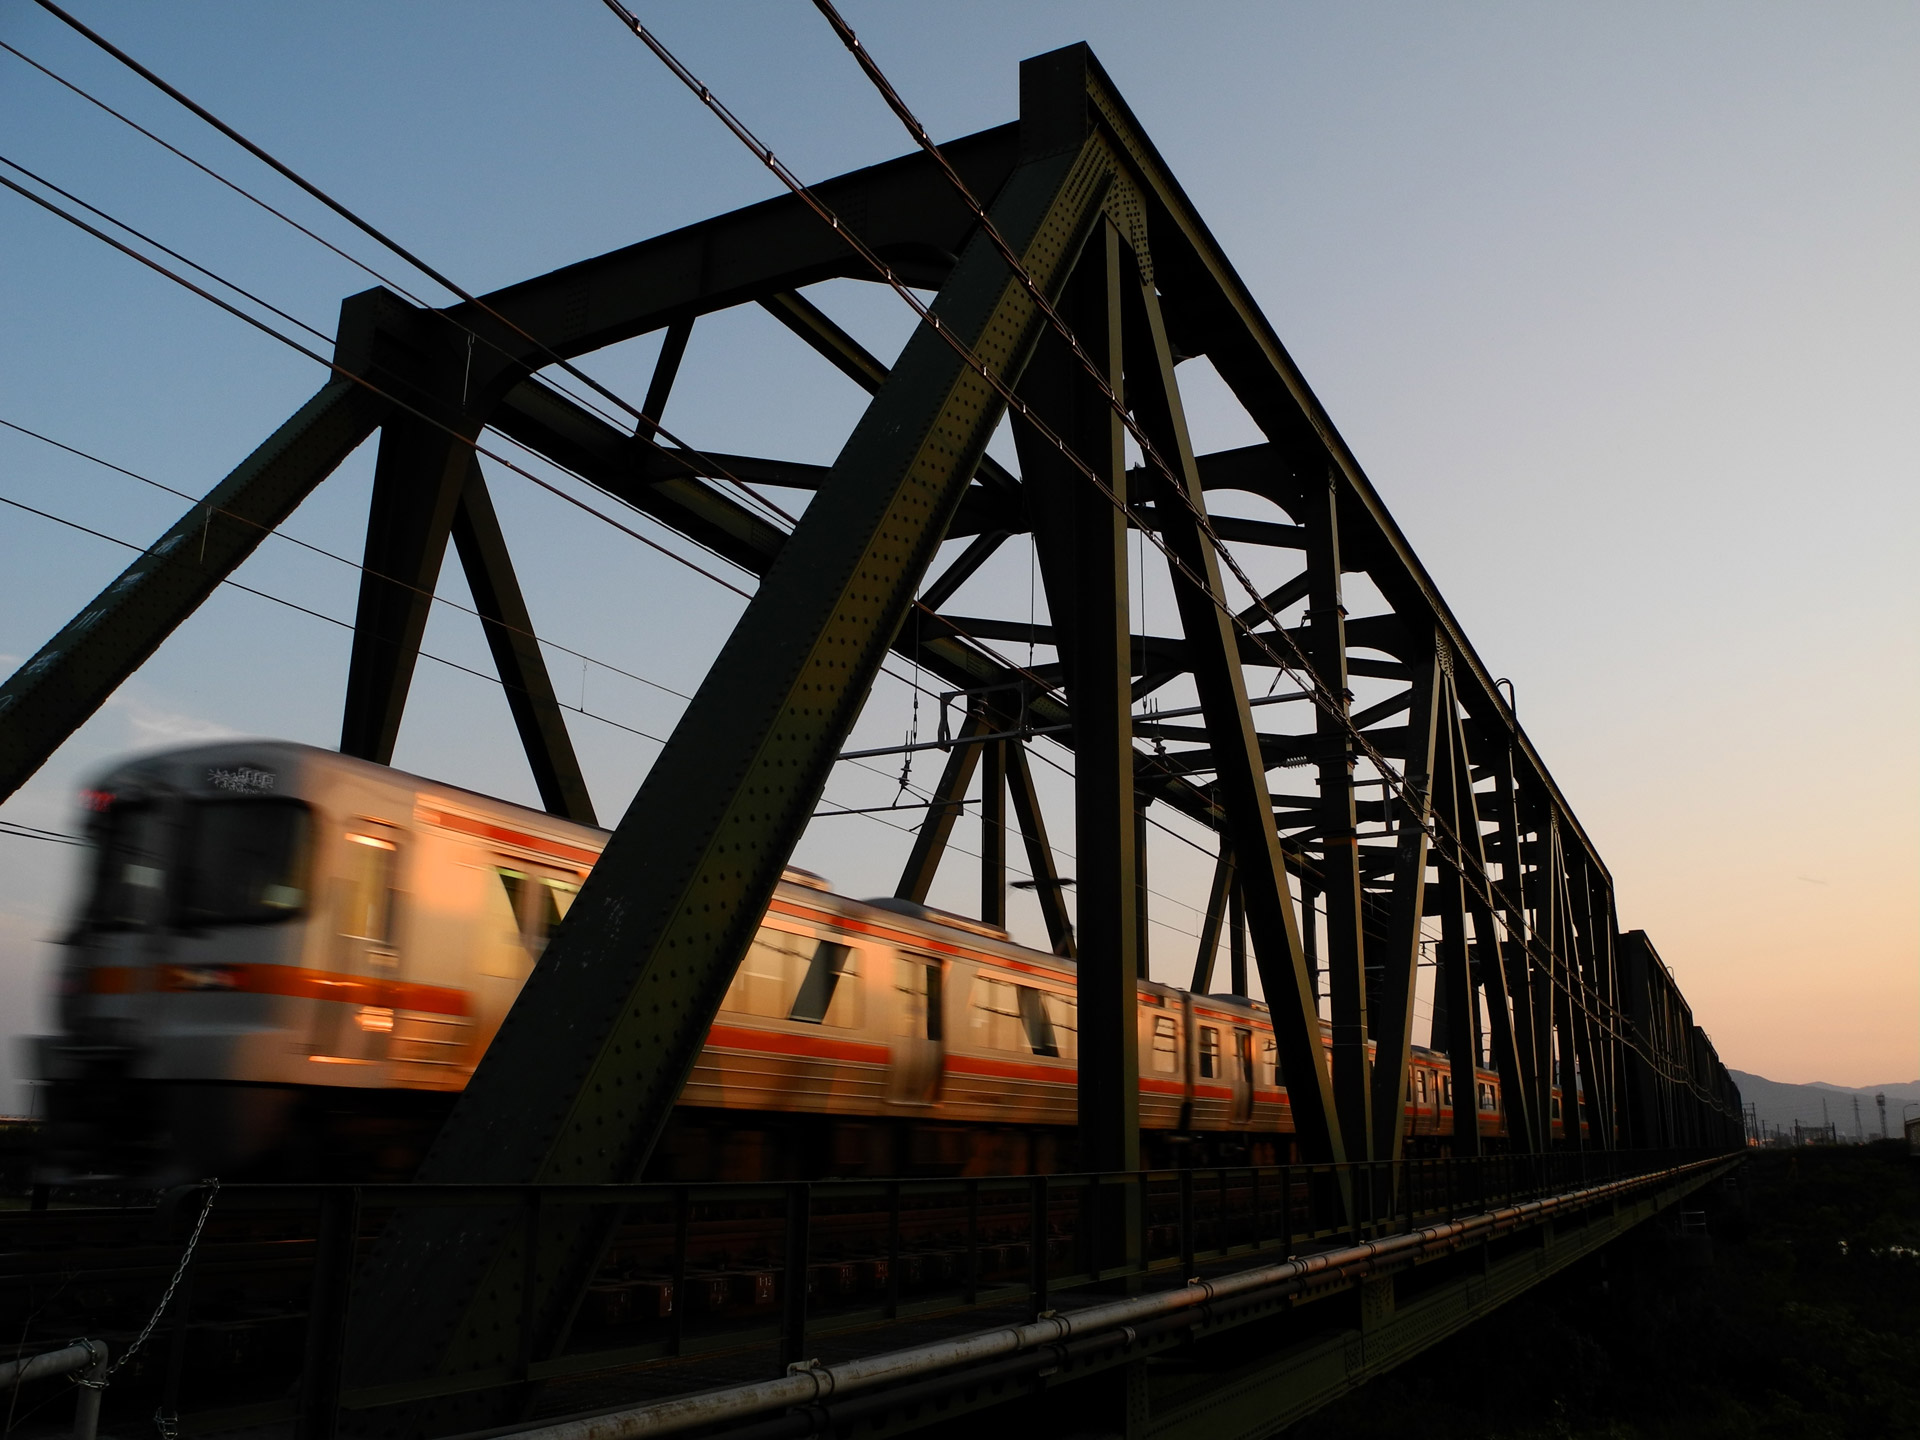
[[1, 1, 1914, 1105]]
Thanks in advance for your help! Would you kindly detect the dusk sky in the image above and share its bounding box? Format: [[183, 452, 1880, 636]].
[[1, 1, 1913, 1108]]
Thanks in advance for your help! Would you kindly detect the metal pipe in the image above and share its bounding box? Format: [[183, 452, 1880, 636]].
[[0, 1339, 107, 1440], [473, 1161, 1722, 1440]]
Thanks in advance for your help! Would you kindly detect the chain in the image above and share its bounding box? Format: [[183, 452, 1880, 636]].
[[81, 1180, 219, 1390]]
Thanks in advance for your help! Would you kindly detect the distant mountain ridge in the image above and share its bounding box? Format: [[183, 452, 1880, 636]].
[[1730, 1069, 1920, 1140]]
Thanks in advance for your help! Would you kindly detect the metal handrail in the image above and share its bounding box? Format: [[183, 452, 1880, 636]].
[[0, 1339, 108, 1440]]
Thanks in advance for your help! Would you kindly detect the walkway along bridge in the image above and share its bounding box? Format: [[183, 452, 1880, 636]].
[[1, 26, 1742, 1440]]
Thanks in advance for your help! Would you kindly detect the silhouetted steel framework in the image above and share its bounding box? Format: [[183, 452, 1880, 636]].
[[0, 42, 1742, 1433]]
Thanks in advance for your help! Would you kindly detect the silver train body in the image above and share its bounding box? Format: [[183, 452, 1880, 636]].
[[31, 741, 1531, 1181]]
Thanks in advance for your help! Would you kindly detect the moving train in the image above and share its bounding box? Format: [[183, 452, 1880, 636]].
[[30, 741, 1560, 1183]]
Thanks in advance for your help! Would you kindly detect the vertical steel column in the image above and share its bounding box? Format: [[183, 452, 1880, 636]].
[[1544, 824, 1584, 1150], [1302, 475, 1373, 1161], [1133, 784, 1152, 981], [1490, 746, 1544, 1150], [1431, 671, 1482, 1157], [1059, 221, 1141, 1185], [1369, 641, 1441, 1161], [1300, 881, 1319, 1003], [1228, 881, 1249, 997], [981, 732, 1007, 928], [1567, 857, 1614, 1150]]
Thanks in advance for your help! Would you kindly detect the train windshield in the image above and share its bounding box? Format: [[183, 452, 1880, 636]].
[[179, 799, 311, 926], [83, 801, 170, 930]]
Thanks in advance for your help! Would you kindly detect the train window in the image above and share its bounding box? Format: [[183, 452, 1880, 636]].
[[972, 978, 1025, 1052], [1417, 1070, 1429, 1104], [1234, 1029, 1255, 1085], [338, 831, 398, 948], [895, 958, 941, 1041], [1017, 986, 1060, 1057], [789, 941, 862, 1027], [1198, 1026, 1220, 1080], [1042, 992, 1077, 1060], [1552, 1095, 1562, 1119], [1263, 1038, 1281, 1087], [724, 927, 814, 1019], [1150, 1015, 1178, 1074], [533, 878, 576, 954], [1479, 1083, 1496, 1112], [1441, 1075, 1453, 1108], [180, 800, 311, 926], [83, 801, 168, 930], [496, 870, 580, 959]]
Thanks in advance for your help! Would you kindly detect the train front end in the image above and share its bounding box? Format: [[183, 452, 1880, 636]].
[[29, 742, 320, 1182]]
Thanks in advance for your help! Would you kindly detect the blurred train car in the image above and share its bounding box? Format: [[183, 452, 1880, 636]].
[[28, 741, 1558, 1183]]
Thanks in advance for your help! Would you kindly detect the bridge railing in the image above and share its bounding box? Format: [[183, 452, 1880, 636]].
[[25, 1148, 1730, 1437]]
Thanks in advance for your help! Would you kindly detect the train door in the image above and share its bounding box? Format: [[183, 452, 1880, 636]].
[[887, 953, 943, 1105], [1230, 1027, 1255, 1123], [310, 824, 401, 1063]]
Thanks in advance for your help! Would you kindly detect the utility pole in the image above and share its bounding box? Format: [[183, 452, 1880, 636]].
[[1877, 1092, 1888, 1140]]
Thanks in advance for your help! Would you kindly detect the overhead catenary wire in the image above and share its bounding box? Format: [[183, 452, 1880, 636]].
[[0, 166, 756, 605], [24, 2, 802, 538], [0, 416, 695, 706], [0, 488, 676, 754]]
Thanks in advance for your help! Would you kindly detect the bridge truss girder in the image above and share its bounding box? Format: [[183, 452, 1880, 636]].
[[0, 42, 1746, 1430]]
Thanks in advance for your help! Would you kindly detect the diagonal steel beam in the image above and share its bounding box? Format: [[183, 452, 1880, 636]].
[[1368, 640, 1441, 1161], [449, 461, 594, 825], [1431, 668, 1483, 1157], [1122, 243, 1343, 1165], [894, 705, 991, 904], [1442, 693, 1532, 1151], [341, 78, 1118, 1422], [1004, 739, 1075, 958], [339, 415, 475, 763], [1190, 847, 1234, 993], [0, 379, 385, 802]]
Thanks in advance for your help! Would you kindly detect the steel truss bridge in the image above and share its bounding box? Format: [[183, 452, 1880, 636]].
[[1, 35, 1742, 1440]]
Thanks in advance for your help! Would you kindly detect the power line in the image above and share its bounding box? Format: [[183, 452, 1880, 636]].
[[0, 819, 86, 847], [27, 2, 801, 537], [0, 486, 676, 753], [0, 415, 696, 706], [0, 165, 757, 603]]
